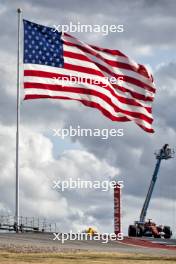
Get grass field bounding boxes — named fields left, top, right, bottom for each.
left=0, top=252, right=176, bottom=264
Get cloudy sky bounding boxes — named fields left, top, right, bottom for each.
left=0, top=0, right=176, bottom=235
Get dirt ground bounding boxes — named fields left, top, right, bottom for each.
left=0, top=251, right=176, bottom=264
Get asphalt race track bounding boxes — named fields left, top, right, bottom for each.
left=0, top=233, right=176, bottom=256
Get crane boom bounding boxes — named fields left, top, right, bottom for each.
left=139, top=144, right=174, bottom=223
left=140, top=158, right=161, bottom=222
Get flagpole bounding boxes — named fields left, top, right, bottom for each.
left=15, top=8, right=22, bottom=232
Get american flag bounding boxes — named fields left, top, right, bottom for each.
left=23, top=20, right=156, bottom=133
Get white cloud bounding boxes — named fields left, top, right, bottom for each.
left=0, top=122, right=120, bottom=232
left=0, top=0, right=176, bottom=236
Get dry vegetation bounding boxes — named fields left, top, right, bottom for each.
left=0, top=251, right=176, bottom=264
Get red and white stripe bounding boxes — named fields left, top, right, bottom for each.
left=24, top=33, right=156, bottom=133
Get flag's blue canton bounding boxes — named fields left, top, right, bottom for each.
left=23, top=20, right=64, bottom=68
